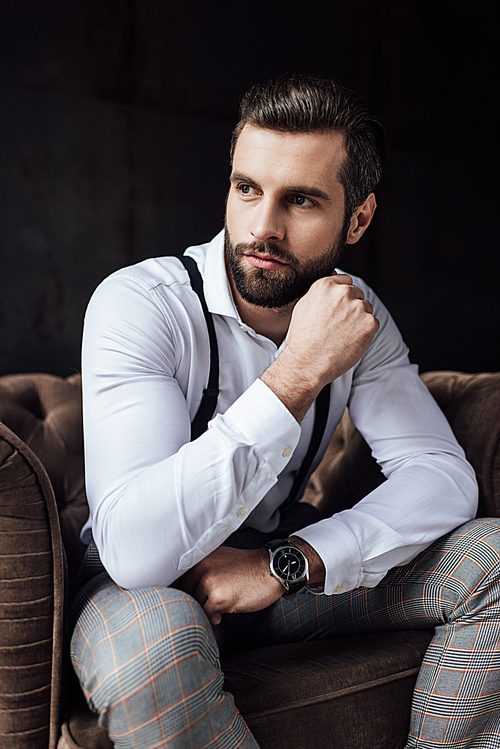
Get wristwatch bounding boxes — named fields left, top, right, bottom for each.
left=265, top=539, right=309, bottom=600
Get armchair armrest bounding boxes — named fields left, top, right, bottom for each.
left=0, top=421, right=65, bottom=749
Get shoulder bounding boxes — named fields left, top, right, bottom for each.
left=83, top=258, right=192, bottom=345
left=97, top=255, right=190, bottom=297
left=89, top=233, right=218, bottom=307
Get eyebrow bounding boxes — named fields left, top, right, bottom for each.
left=286, top=185, right=331, bottom=201
left=230, top=171, right=331, bottom=202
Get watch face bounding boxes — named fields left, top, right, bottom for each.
left=273, top=546, right=307, bottom=583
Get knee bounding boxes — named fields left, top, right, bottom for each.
left=455, top=517, right=500, bottom=558
left=448, top=518, right=500, bottom=595
left=71, top=583, right=219, bottom=713
left=137, top=586, right=218, bottom=667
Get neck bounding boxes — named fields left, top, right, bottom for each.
left=236, top=292, right=294, bottom=347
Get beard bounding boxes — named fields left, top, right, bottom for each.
left=224, top=222, right=347, bottom=309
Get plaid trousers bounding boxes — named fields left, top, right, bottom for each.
left=70, top=518, right=500, bottom=749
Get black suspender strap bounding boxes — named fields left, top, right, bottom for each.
left=281, top=383, right=331, bottom=510
left=178, top=255, right=220, bottom=440
left=178, top=253, right=331, bottom=504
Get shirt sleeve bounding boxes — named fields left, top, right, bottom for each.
left=294, top=281, right=478, bottom=595
left=82, top=271, right=301, bottom=589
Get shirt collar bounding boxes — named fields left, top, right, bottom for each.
left=185, top=229, right=241, bottom=321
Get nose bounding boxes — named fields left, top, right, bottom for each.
left=250, top=198, right=285, bottom=243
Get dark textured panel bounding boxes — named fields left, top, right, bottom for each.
left=0, top=425, right=64, bottom=749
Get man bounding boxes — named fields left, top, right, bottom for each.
left=72, top=74, right=499, bottom=748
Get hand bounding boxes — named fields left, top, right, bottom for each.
left=288, top=273, right=379, bottom=382
left=176, top=546, right=285, bottom=625
left=261, top=274, right=379, bottom=421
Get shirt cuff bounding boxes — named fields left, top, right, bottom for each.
left=293, top=516, right=362, bottom=595
left=223, top=378, right=301, bottom=475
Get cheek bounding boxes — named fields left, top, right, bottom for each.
left=289, top=222, right=335, bottom=253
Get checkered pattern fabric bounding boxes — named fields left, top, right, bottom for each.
left=252, top=518, right=500, bottom=748
left=71, top=571, right=259, bottom=749
left=70, top=518, right=500, bottom=748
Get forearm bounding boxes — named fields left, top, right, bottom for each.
left=260, top=348, right=322, bottom=424
left=85, top=379, right=301, bottom=589
left=294, top=446, right=478, bottom=595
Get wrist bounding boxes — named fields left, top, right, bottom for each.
left=265, top=538, right=310, bottom=599
left=288, top=536, right=325, bottom=586
left=260, top=352, right=323, bottom=423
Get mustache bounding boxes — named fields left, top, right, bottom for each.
left=231, top=241, right=299, bottom=269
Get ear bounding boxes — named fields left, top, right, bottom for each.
left=345, top=193, right=377, bottom=245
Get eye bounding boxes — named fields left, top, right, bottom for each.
left=290, top=194, right=315, bottom=208
left=236, top=183, right=259, bottom=197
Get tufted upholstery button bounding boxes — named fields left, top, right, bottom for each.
left=0, top=372, right=88, bottom=577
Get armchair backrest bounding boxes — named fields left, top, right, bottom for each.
left=305, top=371, right=500, bottom=520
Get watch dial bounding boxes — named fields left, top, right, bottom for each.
left=274, top=547, right=306, bottom=582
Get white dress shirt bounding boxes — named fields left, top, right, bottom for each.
left=81, top=230, right=478, bottom=594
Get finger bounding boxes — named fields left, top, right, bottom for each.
left=332, top=273, right=353, bottom=285
left=336, top=282, right=364, bottom=301
left=352, top=285, right=365, bottom=301
left=183, top=578, right=209, bottom=611
left=204, top=606, right=222, bottom=626
left=203, top=598, right=223, bottom=626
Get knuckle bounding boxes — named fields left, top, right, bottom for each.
left=209, top=593, right=224, bottom=608
left=337, top=284, right=352, bottom=299
left=340, top=274, right=353, bottom=284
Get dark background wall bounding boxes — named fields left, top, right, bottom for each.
left=1, top=0, right=498, bottom=377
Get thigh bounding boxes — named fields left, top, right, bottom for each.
left=251, top=518, right=500, bottom=648
left=70, top=574, right=260, bottom=749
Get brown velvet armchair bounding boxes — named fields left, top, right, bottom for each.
left=1, top=370, right=499, bottom=749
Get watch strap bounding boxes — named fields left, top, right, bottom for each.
left=265, top=538, right=289, bottom=552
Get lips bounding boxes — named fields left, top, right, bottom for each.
left=244, top=253, right=288, bottom=271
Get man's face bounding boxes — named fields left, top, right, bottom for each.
left=225, top=125, right=351, bottom=309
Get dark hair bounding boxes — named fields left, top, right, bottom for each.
left=231, top=73, right=386, bottom=222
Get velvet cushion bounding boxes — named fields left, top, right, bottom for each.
left=420, top=371, right=500, bottom=517
left=0, top=374, right=88, bottom=581
left=0, top=422, right=64, bottom=749
left=223, top=630, right=434, bottom=749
